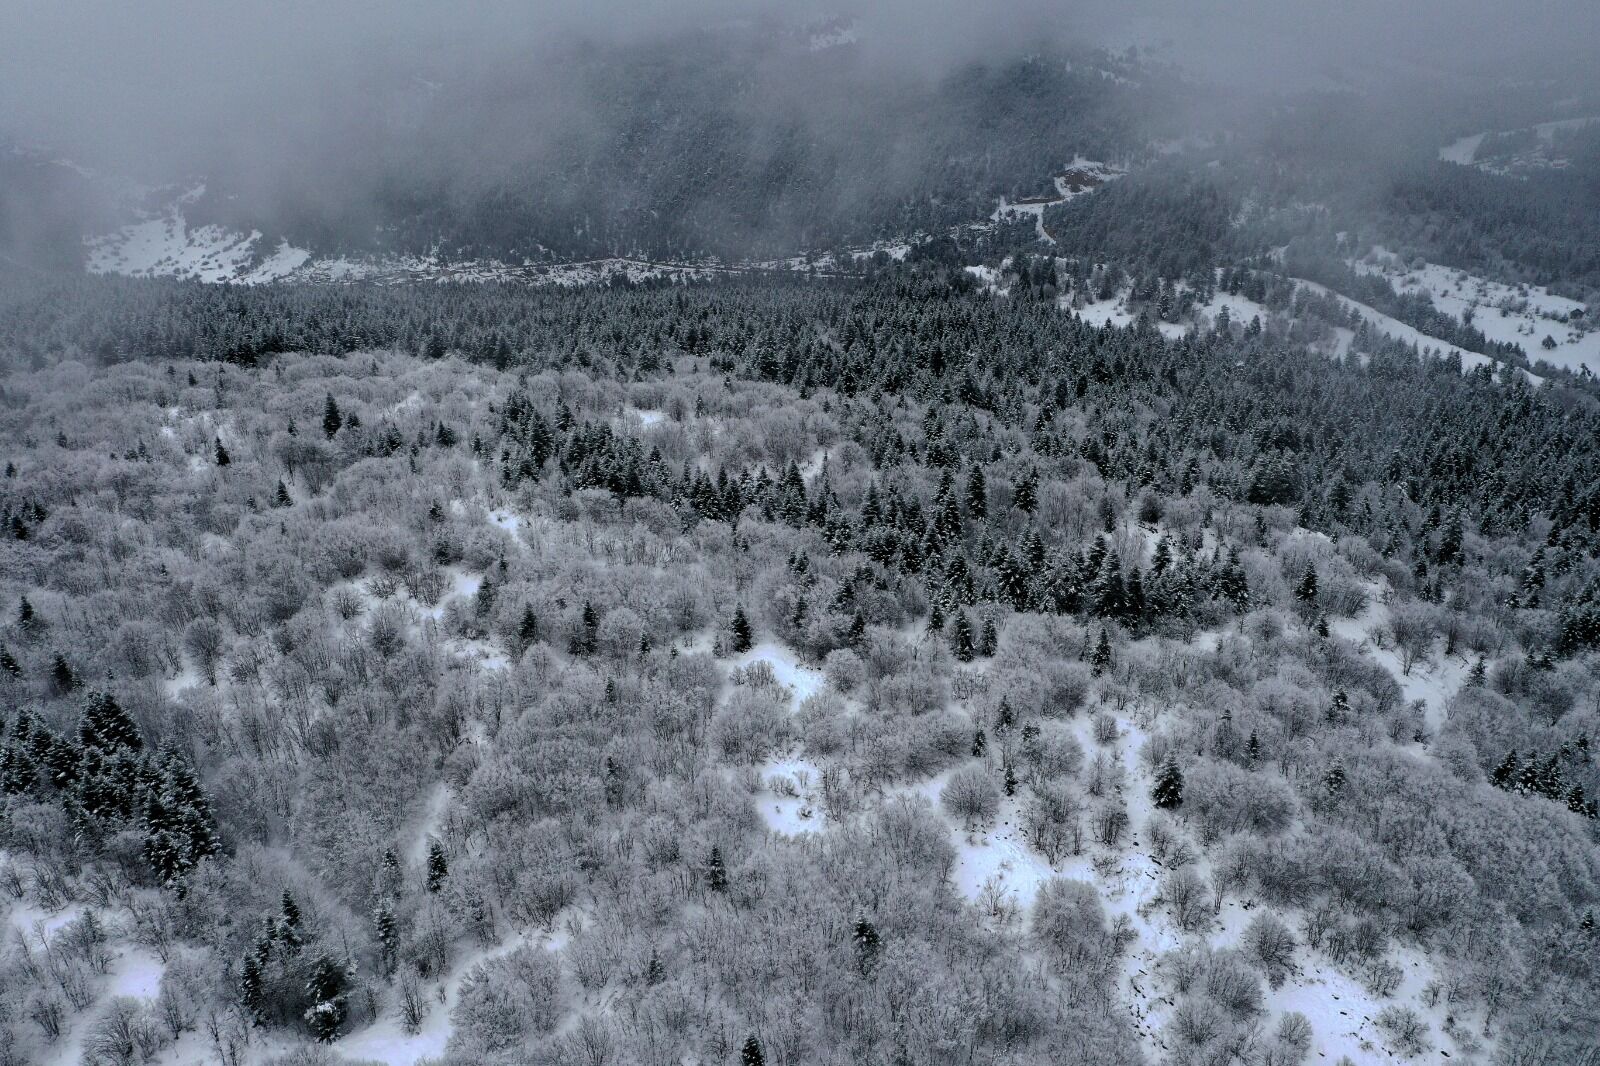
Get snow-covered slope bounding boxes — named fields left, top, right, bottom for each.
left=87, top=214, right=311, bottom=284
left=1440, top=116, right=1600, bottom=174
left=82, top=205, right=870, bottom=287
left=1354, top=248, right=1598, bottom=375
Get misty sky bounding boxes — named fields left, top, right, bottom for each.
left=3, top=0, right=1598, bottom=179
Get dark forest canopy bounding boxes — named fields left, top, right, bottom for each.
left=5, top=267, right=1600, bottom=556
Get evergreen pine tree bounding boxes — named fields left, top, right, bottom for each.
left=380, top=848, right=402, bottom=898
left=1152, top=754, right=1184, bottom=809
left=1246, top=731, right=1261, bottom=764
left=1219, top=548, right=1249, bottom=610
left=274, top=480, right=292, bottom=507
left=322, top=395, right=343, bottom=439
left=965, top=465, right=988, bottom=521
left=645, top=947, right=665, bottom=985
left=304, top=954, right=350, bottom=1041
left=425, top=839, right=449, bottom=893
left=972, top=729, right=987, bottom=757
left=1013, top=468, right=1038, bottom=514
left=1295, top=565, right=1318, bottom=604
left=374, top=902, right=398, bottom=976
left=706, top=845, right=728, bottom=891
left=240, top=954, right=266, bottom=1025
left=51, top=654, right=77, bottom=693
left=853, top=917, right=881, bottom=976
left=474, top=574, right=496, bottom=619
left=1090, top=628, right=1113, bottom=674
left=951, top=612, right=976, bottom=662
left=279, top=891, right=303, bottom=955
left=730, top=606, right=754, bottom=654
left=1468, top=657, right=1487, bottom=686
left=1323, top=758, right=1346, bottom=797
left=1436, top=513, right=1464, bottom=565
left=1491, top=750, right=1519, bottom=789
left=215, top=438, right=231, bottom=466
left=980, top=617, right=999, bottom=656
left=518, top=605, right=540, bottom=649
left=1327, top=689, right=1350, bottom=722
left=80, top=692, right=141, bottom=752
left=845, top=609, right=866, bottom=648
left=1150, top=538, right=1171, bottom=578
left=741, top=1036, right=765, bottom=1066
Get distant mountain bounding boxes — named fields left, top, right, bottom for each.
left=10, top=29, right=1178, bottom=273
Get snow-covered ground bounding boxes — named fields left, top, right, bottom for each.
left=1354, top=248, right=1598, bottom=374
left=83, top=205, right=860, bottom=288
left=1292, top=278, right=1541, bottom=383
left=1440, top=115, right=1600, bottom=174
left=755, top=756, right=829, bottom=835
left=728, top=641, right=825, bottom=708
left=1328, top=581, right=1470, bottom=741
left=87, top=213, right=312, bottom=284
left=3, top=892, right=167, bottom=1066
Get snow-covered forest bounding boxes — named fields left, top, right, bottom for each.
left=4, top=3, right=1600, bottom=1065
left=1, top=265, right=1598, bottom=1066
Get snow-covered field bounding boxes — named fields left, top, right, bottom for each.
left=1065, top=276, right=1540, bottom=385
left=1440, top=116, right=1600, bottom=174
left=86, top=215, right=312, bottom=284
left=1354, top=248, right=1598, bottom=374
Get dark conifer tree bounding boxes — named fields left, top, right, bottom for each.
left=846, top=610, right=866, bottom=648
left=215, top=438, right=231, bottom=466
left=279, top=892, right=303, bottom=955
left=304, top=954, right=350, bottom=1041
left=1323, top=758, right=1346, bottom=797
left=853, top=917, right=881, bottom=976
left=951, top=612, right=976, bottom=662
left=1090, top=628, right=1113, bottom=675
left=1013, top=468, right=1038, bottom=514
left=322, top=395, right=343, bottom=439
left=1295, top=565, right=1319, bottom=604
left=730, top=606, right=755, bottom=654
left=742, top=1036, right=765, bottom=1066
left=50, top=654, right=77, bottom=693
left=240, top=954, right=266, bottom=1025
left=426, top=839, right=449, bottom=893
left=965, top=465, right=988, bottom=521
left=706, top=845, right=728, bottom=891
left=1152, top=754, right=1184, bottom=809
left=980, top=617, right=999, bottom=657
left=374, top=902, right=398, bottom=976
left=80, top=692, right=141, bottom=753
left=1328, top=689, right=1350, bottom=722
